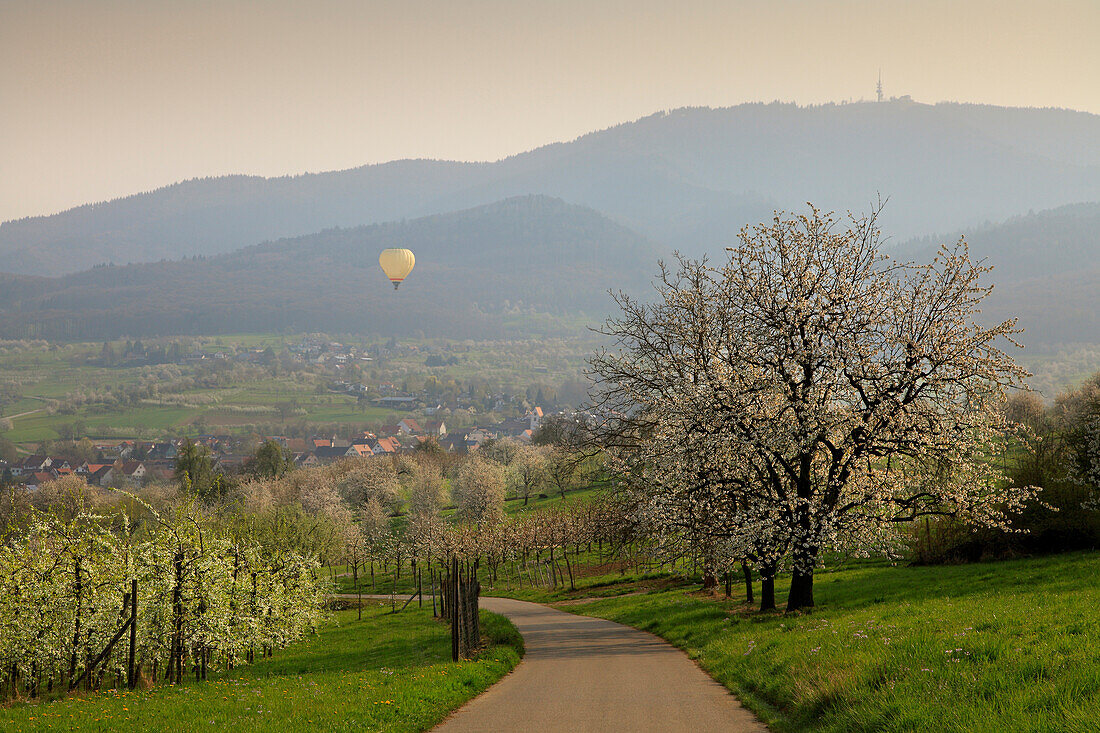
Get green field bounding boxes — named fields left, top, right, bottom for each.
left=0, top=385, right=392, bottom=443
left=515, top=552, right=1100, bottom=732
left=0, top=333, right=596, bottom=446
left=1, top=602, right=523, bottom=733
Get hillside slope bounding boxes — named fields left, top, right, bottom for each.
left=3, top=100, right=1098, bottom=274
left=0, top=196, right=661, bottom=340
left=896, top=202, right=1100, bottom=347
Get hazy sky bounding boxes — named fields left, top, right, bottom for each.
left=2, top=0, right=1098, bottom=223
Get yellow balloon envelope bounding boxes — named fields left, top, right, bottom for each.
left=379, top=248, right=415, bottom=289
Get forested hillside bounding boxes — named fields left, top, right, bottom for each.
left=3, top=100, right=1098, bottom=274
left=0, top=196, right=660, bottom=340
left=896, top=202, right=1100, bottom=347
left=2, top=198, right=1098, bottom=345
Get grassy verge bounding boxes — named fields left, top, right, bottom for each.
left=1, top=602, right=523, bottom=733
left=546, top=552, right=1100, bottom=732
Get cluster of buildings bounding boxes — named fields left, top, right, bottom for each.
left=2, top=451, right=172, bottom=490
left=1, top=408, right=549, bottom=490
left=0, top=436, right=242, bottom=490
left=289, top=338, right=373, bottom=367
left=290, top=407, right=546, bottom=464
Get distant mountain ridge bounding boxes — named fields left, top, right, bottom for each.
left=0, top=196, right=662, bottom=340
left=3, top=100, right=1099, bottom=275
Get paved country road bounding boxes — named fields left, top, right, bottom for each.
left=340, top=593, right=767, bottom=731
left=434, top=596, right=767, bottom=733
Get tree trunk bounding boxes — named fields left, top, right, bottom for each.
left=759, top=563, right=776, bottom=612
left=786, top=538, right=818, bottom=611
left=701, top=564, right=718, bottom=591
left=787, top=458, right=817, bottom=612
left=786, top=567, right=815, bottom=611
left=355, top=561, right=362, bottom=620
left=741, top=561, right=754, bottom=605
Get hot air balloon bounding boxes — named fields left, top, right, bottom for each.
left=379, top=248, right=415, bottom=289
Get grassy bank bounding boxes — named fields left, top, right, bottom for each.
left=547, top=552, right=1100, bottom=732
left=1, top=602, right=523, bottom=733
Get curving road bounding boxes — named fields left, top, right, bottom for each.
left=434, top=596, right=767, bottom=733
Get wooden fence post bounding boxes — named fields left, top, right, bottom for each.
left=450, top=556, right=460, bottom=662
left=437, top=569, right=442, bottom=616
left=471, top=562, right=480, bottom=646
left=128, top=579, right=138, bottom=689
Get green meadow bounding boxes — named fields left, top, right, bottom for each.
left=533, top=552, right=1100, bottom=733
left=0, top=602, right=523, bottom=733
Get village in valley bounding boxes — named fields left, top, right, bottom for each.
left=0, top=333, right=579, bottom=492
left=2, top=408, right=549, bottom=491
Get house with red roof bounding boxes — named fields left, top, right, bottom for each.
left=525, top=407, right=544, bottom=431
left=26, top=472, right=56, bottom=490
left=397, top=418, right=422, bottom=435
left=371, top=437, right=401, bottom=454
left=347, top=444, right=374, bottom=458
left=88, top=465, right=115, bottom=486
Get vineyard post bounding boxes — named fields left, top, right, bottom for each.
left=471, top=559, right=480, bottom=647
left=438, top=562, right=446, bottom=617
left=450, top=556, right=459, bottom=662
left=69, top=558, right=82, bottom=685
left=430, top=567, right=437, bottom=617
left=128, top=579, right=137, bottom=689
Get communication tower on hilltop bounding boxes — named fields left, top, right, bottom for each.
left=876, top=70, right=884, bottom=102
